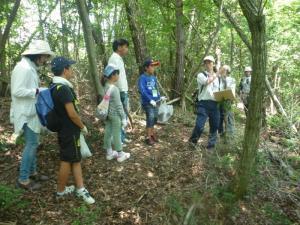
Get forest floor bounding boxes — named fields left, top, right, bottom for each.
left=0, top=94, right=299, bottom=225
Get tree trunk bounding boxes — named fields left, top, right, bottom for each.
left=76, top=0, right=103, bottom=99
left=235, top=0, right=267, bottom=198
left=0, top=0, right=21, bottom=96
left=91, top=3, right=107, bottom=67
left=265, top=77, right=297, bottom=133
left=60, top=0, right=70, bottom=57
left=230, top=28, right=234, bottom=68
left=124, top=0, right=148, bottom=74
left=173, top=0, right=185, bottom=101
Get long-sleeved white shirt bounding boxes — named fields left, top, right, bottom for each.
left=197, top=71, right=221, bottom=101
left=10, top=57, right=41, bottom=135
left=108, top=52, right=128, bottom=92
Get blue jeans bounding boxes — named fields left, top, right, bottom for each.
left=142, top=104, right=158, bottom=128
left=19, top=124, right=40, bottom=182
left=189, top=100, right=220, bottom=147
left=120, top=91, right=129, bottom=142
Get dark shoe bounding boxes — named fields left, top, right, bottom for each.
left=145, top=138, right=155, bottom=146
left=206, top=145, right=215, bottom=150
left=16, top=180, right=41, bottom=191
left=30, top=174, right=49, bottom=182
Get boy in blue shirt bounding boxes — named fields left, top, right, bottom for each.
left=138, top=58, right=166, bottom=145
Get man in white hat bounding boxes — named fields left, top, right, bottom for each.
left=10, top=40, right=54, bottom=190
left=218, top=65, right=236, bottom=136
left=189, top=55, right=221, bottom=150
left=239, top=66, right=252, bottom=114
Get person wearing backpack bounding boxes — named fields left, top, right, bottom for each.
left=138, top=58, right=167, bottom=146
left=11, top=40, right=54, bottom=191
left=102, top=64, right=131, bottom=162
left=50, top=57, right=95, bottom=204
left=189, top=55, right=221, bottom=150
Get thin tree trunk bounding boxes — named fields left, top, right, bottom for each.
left=0, top=0, right=21, bottom=96
left=213, top=0, right=252, bottom=52
left=173, top=0, right=185, bottom=101
left=124, top=0, right=148, bottom=74
left=235, top=0, right=267, bottom=198
left=230, top=28, right=234, bottom=68
left=60, top=0, right=70, bottom=57
left=265, top=77, right=297, bottom=133
left=76, top=0, right=103, bottom=99
left=16, top=1, right=59, bottom=61
left=91, top=4, right=107, bottom=67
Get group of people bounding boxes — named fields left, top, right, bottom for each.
left=9, top=38, right=251, bottom=205
left=189, top=55, right=252, bottom=149
left=9, top=38, right=167, bottom=205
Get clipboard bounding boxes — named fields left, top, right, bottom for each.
left=213, top=89, right=235, bottom=102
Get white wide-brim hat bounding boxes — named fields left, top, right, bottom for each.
left=244, top=66, right=252, bottom=72
left=203, top=55, right=215, bottom=63
left=22, top=40, right=55, bottom=56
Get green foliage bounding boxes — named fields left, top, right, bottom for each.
left=71, top=205, right=102, bottom=225
left=262, top=203, right=293, bottom=225
left=166, top=195, right=186, bottom=218
left=0, top=139, right=9, bottom=152
left=0, top=184, right=28, bottom=213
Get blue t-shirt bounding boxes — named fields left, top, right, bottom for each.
left=138, top=73, right=161, bottom=105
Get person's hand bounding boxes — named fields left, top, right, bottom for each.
left=150, top=100, right=157, bottom=107
left=160, top=96, right=167, bottom=101
left=81, top=126, right=88, bottom=135
left=122, top=119, right=127, bottom=129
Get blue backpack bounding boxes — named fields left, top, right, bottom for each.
left=36, top=84, right=61, bottom=132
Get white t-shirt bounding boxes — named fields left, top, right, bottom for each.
left=197, top=71, right=221, bottom=101
left=108, top=52, right=128, bottom=92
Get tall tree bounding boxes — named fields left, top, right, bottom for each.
left=60, top=0, right=70, bottom=57
left=0, top=0, right=21, bottom=96
left=173, top=0, right=185, bottom=101
left=124, top=0, right=148, bottom=74
left=76, top=0, right=103, bottom=98
left=235, top=0, right=267, bottom=198
left=90, top=1, right=107, bottom=67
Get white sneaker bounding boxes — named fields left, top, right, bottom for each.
left=76, top=188, right=95, bottom=204
left=117, top=152, right=131, bottom=162
left=56, top=185, right=75, bottom=199
left=106, top=151, right=118, bottom=160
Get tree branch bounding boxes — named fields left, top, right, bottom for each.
left=0, top=0, right=21, bottom=53
left=213, top=0, right=252, bottom=52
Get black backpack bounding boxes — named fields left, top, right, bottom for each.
left=192, top=71, right=208, bottom=114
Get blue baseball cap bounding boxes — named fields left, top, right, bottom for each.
left=104, top=64, right=119, bottom=77
left=143, top=58, right=160, bottom=68
left=51, top=57, right=76, bottom=72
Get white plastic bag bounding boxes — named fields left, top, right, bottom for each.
left=158, top=102, right=174, bottom=124
left=80, top=134, right=92, bottom=159
left=95, top=85, right=114, bottom=121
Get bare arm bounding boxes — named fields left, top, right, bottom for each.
left=65, top=102, right=84, bottom=129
